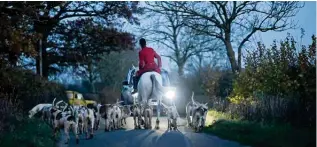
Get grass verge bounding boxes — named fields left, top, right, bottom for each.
left=0, top=118, right=56, bottom=147
left=203, top=110, right=315, bottom=147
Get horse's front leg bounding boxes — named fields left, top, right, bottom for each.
left=149, top=110, right=153, bottom=129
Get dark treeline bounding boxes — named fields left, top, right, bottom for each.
left=0, top=2, right=143, bottom=147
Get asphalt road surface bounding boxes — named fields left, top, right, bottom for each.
left=58, top=117, right=249, bottom=147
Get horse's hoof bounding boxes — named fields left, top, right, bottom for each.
left=90, top=134, right=94, bottom=139
left=155, top=126, right=159, bottom=130
left=76, top=138, right=79, bottom=144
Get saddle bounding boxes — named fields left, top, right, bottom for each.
left=136, top=69, right=170, bottom=86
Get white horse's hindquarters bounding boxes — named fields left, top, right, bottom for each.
left=137, top=72, right=163, bottom=104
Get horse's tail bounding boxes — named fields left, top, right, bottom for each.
left=150, top=74, right=164, bottom=100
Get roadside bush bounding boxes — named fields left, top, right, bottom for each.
left=228, top=35, right=316, bottom=126
left=0, top=92, right=54, bottom=147
left=0, top=67, right=64, bottom=147
left=0, top=67, right=68, bottom=112
left=0, top=98, right=22, bottom=135
left=201, top=67, right=233, bottom=112
left=203, top=119, right=315, bottom=147
left=0, top=118, right=54, bottom=147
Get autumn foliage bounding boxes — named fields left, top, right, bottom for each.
left=226, top=35, right=316, bottom=126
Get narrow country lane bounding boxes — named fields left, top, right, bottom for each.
left=58, top=117, right=249, bottom=147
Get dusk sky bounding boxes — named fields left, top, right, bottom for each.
left=125, top=1, right=316, bottom=72
left=57, top=1, right=316, bottom=84
left=259, top=1, right=316, bottom=47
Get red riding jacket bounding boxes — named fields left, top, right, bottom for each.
left=137, top=47, right=162, bottom=77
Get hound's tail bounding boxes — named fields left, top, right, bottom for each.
left=52, top=98, right=56, bottom=107
left=150, top=74, right=164, bottom=101
left=191, top=91, right=196, bottom=104
left=161, top=102, right=169, bottom=109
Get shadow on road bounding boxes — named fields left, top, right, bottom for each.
left=60, top=117, right=246, bottom=147
left=64, top=128, right=194, bottom=147
left=152, top=129, right=193, bottom=147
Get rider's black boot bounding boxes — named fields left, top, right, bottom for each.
left=131, top=76, right=138, bottom=94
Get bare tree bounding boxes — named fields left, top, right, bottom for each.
left=139, top=2, right=222, bottom=77
left=96, top=50, right=138, bottom=91
left=153, top=2, right=304, bottom=74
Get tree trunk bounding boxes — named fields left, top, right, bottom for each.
left=36, top=40, right=40, bottom=76
left=34, top=19, right=57, bottom=79
left=238, top=46, right=242, bottom=71
left=197, top=53, right=203, bottom=88
left=88, top=61, right=95, bottom=93
left=177, top=63, right=185, bottom=77
left=36, top=38, right=49, bottom=78
left=42, top=46, right=49, bottom=78
left=224, top=34, right=238, bottom=74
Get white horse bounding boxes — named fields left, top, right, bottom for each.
left=128, top=65, right=165, bottom=129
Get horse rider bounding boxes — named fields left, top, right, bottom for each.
left=131, top=38, right=162, bottom=94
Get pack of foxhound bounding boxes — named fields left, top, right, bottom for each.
left=28, top=92, right=208, bottom=144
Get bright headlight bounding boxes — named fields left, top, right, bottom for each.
left=165, top=90, right=175, bottom=100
